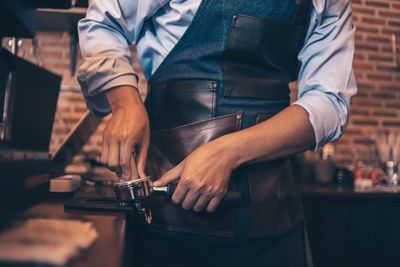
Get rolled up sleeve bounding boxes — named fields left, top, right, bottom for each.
left=293, top=0, right=357, bottom=150
left=77, top=0, right=165, bottom=116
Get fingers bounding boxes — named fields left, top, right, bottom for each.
left=101, top=137, right=121, bottom=175
left=171, top=182, right=188, bottom=205
left=153, top=161, right=184, bottom=186
left=136, top=133, right=150, bottom=178
left=119, top=140, right=134, bottom=180
left=181, top=190, right=200, bottom=210
left=102, top=138, right=148, bottom=180
left=155, top=160, right=228, bottom=212
left=101, top=118, right=150, bottom=180
left=169, top=173, right=226, bottom=213
left=100, top=137, right=109, bottom=168
left=175, top=185, right=224, bottom=213
left=205, top=196, right=223, bottom=213
left=193, top=195, right=210, bottom=213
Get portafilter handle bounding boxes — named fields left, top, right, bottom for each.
left=152, top=184, right=244, bottom=205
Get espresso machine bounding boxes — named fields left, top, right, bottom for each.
left=0, top=0, right=72, bottom=211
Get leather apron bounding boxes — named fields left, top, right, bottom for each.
left=141, top=0, right=311, bottom=238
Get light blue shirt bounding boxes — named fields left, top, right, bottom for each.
left=77, top=0, right=357, bottom=150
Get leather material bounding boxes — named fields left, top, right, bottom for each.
left=249, top=115, right=303, bottom=236
left=255, top=113, right=273, bottom=124
left=249, top=158, right=303, bottom=236
left=252, top=114, right=303, bottom=236
left=149, top=80, right=217, bottom=129
left=222, top=14, right=306, bottom=99
left=143, top=112, right=243, bottom=236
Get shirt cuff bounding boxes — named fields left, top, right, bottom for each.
left=78, top=56, right=139, bottom=117
left=83, top=74, right=139, bottom=117
left=292, top=91, right=343, bottom=151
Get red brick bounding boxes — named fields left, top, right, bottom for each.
left=355, top=43, right=379, bottom=52
left=354, top=71, right=365, bottom=80
left=378, top=10, right=400, bottom=19
left=351, top=99, right=383, bottom=108
left=379, top=82, right=400, bottom=91
left=371, top=92, right=397, bottom=99
left=352, top=119, right=379, bottom=126
left=367, top=73, right=393, bottom=81
left=366, top=35, right=391, bottom=44
left=356, top=25, right=380, bottom=34
left=361, top=17, right=386, bottom=25
left=376, top=64, right=397, bottom=72
left=353, top=62, right=374, bottom=70
left=356, top=86, right=371, bottom=95
left=393, top=3, right=400, bottom=10
left=354, top=52, right=366, bottom=60
left=388, top=20, right=400, bottom=28
left=51, top=127, right=69, bottom=135
left=354, top=91, right=369, bottom=98
left=353, top=138, right=376, bottom=145
left=63, top=94, right=84, bottom=102
left=372, top=110, right=398, bottom=118
left=381, top=28, right=400, bottom=35
left=39, top=39, right=70, bottom=47
left=353, top=7, right=375, bottom=16
left=382, top=121, right=400, bottom=128
left=355, top=33, right=364, bottom=42
left=73, top=106, right=90, bottom=113
left=64, top=117, right=81, bottom=125
left=42, top=62, right=70, bottom=71
left=40, top=50, right=63, bottom=59
left=352, top=110, right=371, bottom=117
left=36, top=31, right=65, bottom=39
left=386, top=102, right=400, bottom=109
left=356, top=82, right=375, bottom=90
left=365, top=1, right=390, bottom=8
left=368, top=53, right=393, bottom=62
left=57, top=105, right=71, bottom=113
left=344, top=129, right=363, bottom=135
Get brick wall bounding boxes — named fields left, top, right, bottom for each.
left=337, top=0, right=400, bottom=165
left=2, top=0, right=400, bottom=167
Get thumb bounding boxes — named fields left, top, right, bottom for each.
left=153, top=161, right=185, bottom=186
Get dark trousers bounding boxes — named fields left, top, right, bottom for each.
left=132, top=223, right=307, bottom=267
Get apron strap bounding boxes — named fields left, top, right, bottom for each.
left=293, top=0, right=311, bottom=26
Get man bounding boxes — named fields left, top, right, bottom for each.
left=78, top=0, right=356, bottom=266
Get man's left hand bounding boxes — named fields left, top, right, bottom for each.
left=153, top=138, right=237, bottom=212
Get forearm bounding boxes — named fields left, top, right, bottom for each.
left=220, top=105, right=315, bottom=167
left=102, top=85, right=150, bottom=179
left=105, top=86, right=143, bottom=112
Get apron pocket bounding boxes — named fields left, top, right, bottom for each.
left=159, top=79, right=217, bottom=129
left=223, top=14, right=306, bottom=100
left=143, top=112, right=243, bottom=236
left=146, top=111, right=242, bottom=179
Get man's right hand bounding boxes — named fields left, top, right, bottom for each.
left=101, top=86, right=150, bottom=180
